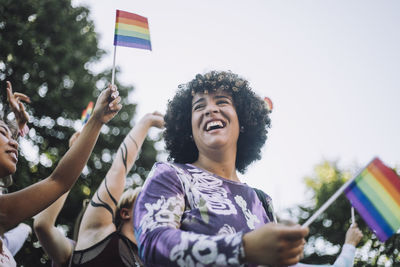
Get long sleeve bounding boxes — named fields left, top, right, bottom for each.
left=332, top=244, right=356, bottom=267
left=134, top=162, right=248, bottom=267
left=3, top=223, right=31, bottom=256
left=291, top=244, right=356, bottom=267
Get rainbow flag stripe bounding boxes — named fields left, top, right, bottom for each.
left=345, top=157, right=400, bottom=242
left=114, top=10, right=152, bottom=51
left=81, top=101, right=93, bottom=124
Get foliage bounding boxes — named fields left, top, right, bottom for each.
left=0, top=0, right=159, bottom=265
left=289, top=160, right=400, bottom=266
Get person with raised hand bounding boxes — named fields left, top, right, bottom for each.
left=292, top=223, right=363, bottom=267
left=5, top=81, right=30, bottom=137
left=134, top=70, right=309, bottom=267
left=34, top=112, right=164, bottom=267
left=0, top=81, right=121, bottom=266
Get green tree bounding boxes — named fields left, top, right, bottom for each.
left=290, top=160, right=400, bottom=266
left=0, top=0, right=159, bottom=265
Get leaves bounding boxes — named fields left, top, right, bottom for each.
left=1, top=0, right=159, bottom=265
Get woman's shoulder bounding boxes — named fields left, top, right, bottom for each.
left=150, top=161, right=190, bottom=175
left=144, top=162, right=190, bottom=186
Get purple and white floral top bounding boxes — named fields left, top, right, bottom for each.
left=134, top=162, right=275, bottom=267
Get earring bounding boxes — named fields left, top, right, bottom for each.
left=240, top=126, right=245, bottom=133
left=189, top=134, right=193, bottom=140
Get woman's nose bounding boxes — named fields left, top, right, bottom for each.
left=204, top=103, right=219, bottom=116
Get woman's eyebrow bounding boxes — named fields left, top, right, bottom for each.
left=214, top=95, right=232, bottom=100
left=192, top=97, right=205, bottom=106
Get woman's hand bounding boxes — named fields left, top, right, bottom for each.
left=6, top=81, right=30, bottom=132
left=91, top=84, right=122, bottom=124
left=344, top=223, right=363, bottom=246
left=143, top=111, right=165, bottom=129
left=242, top=223, right=309, bottom=266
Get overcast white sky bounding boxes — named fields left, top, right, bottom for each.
left=73, top=0, right=400, bottom=214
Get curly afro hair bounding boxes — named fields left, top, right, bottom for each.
left=164, top=70, right=271, bottom=173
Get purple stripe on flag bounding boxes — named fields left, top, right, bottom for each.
left=114, top=40, right=152, bottom=50
left=114, top=34, right=152, bottom=50
left=345, top=185, right=392, bottom=241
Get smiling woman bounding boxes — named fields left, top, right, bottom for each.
left=134, top=70, right=309, bottom=267
left=0, top=81, right=121, bottom=266
left=165, top=71, right=271, bottom=173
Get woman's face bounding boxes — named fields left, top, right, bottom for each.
left=0, top=120, right=18, bottom=177
left=191, top=90, right=240, bottom=156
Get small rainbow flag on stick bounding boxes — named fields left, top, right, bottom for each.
left=345, top=157, right=400, bottom=242
left=302, top=157, right=400, bottom=243
left=114, top=10, right=152, bottom=51
left=111, top=10, right=151, bottom=85
left=81, top=101, right=94, bottom=124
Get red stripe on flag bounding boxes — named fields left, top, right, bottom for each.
left=116, top=10, right=148, bottom=23
left=373, top=158, right=400, bottom=192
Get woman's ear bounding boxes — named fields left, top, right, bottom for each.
left=120, top=207, right=131, bottom=220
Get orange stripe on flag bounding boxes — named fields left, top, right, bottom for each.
left=116, top=17, right=149, bottom=28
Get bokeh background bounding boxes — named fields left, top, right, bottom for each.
left=1, top=0, right=399, bottom=265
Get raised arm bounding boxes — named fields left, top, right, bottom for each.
left=33, top=131, right=82, bottom=266
left=291, top=223, right=363, bottom=267
left=0, top=84, right=122, bottom=233
left=331, top=223, right=363, bottom=267
left=5, top=81, right=30, bottom=136
left=33, top=192, right=72, bottom=266
left=75, top=112, right=164, bottom=250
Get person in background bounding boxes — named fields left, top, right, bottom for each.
left=2, top=223, right=31, bottom=257
left=0, top=189, right=31, bottom=258
left=134, top=70, right=309, bottom=267
left=0, top=81, right=121, bottom=266
left=34, top=112, right=164, bottom=267
left=292, top=223, right=363, bottom=267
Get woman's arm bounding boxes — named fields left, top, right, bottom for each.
left=33, top=192, right=73, bottom=266
left=290, top=224, right=363, bottom=267
left=134, top=163, right=308, bottom=267
left=75, top=112, right=164, bottom=250
left=331, top=224, right=362, bottom=267
left=0, top=84, right=122, bottom=233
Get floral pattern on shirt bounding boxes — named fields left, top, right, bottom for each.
left=134, top=162, right=275, bottom=267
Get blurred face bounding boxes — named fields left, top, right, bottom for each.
left=191, top=90, right=240, bottom=156
left=0, top=121, right=18, bottom=177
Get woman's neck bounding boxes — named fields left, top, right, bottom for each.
left=193, top=154, right=240, bottom=182
left=120, top=222, right=136, bottom=244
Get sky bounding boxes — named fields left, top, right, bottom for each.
left=73, top=0, right=400, bottom=214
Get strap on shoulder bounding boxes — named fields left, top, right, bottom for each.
left=252, top=187, right=275, bottom=223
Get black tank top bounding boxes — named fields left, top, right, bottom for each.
left=71, top=231, right=141, bottom=267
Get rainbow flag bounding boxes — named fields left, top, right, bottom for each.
left=344, top=157, right=400, bottom=242
left=114, top=10, right=152, bottom=51
left=81, top=101, right=94, bottom=124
